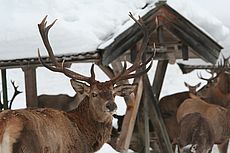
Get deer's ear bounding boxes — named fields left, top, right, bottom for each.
left=70, top=79, right=90, bottom=95
left=113, top=84, right=136, bottom=97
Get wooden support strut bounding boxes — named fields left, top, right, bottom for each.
left=144, top=75, right=174, bottom=153
left=117, top=77, right=143, bottom=152
left=22, top=66, right=38, bottom=107
left=1, top=69, right=8, bottom=110
left=149, top=15, right=173, bottom=152
left=100, top=60, right=144, bottom=152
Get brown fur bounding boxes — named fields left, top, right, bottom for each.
left=177, top=95, right=230, bottom=152
left=159, top=82, right=201, bottom=150
left=37, top=93, right=83, bottom=112
left=0, top=79, right=137, bottom=153
left=0, top=99, right=112, bottom=153
left=159, top=71, right=230, bottom=152
left=178, top=112, right=214, bottom=153
left=159, top=92, right=190, bottom=147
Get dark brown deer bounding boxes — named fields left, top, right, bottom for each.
left=196, top=66, right=230, bottom=108
left=0, top=14, right=153, bottom=153
left=158, top=82, right=202, bottom=151
left=37, top=93, right=84, bottom=112
left=177, top=93, right=230, bottom=153
left=178, top=112, right=214, bottom=153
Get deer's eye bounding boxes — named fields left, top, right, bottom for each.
left=92, top=92, right=98, bottom=97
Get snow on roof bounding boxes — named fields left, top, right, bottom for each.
left=0, top=0, right=229, bottom=61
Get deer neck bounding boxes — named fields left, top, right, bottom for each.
left=67, top=97, right=112, bottom=152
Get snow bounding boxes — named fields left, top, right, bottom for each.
left=0, top=0, right=230, bottom=152
left=0, top=0, right=229, bottom=60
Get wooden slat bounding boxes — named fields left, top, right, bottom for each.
left=117, top=78, right=143, bottom=152
left=0, top=51, right=100, bottom=70
left=152, top=60, right=168, bottom=99
left=144, top=75, right=174, bottom=153
left=22, top=66, right=38, bottom=107
left=143, top=87, right=150, bottom=153
left=1, top=69, right=8, bottom=109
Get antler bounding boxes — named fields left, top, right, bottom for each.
left=197, top=70, right=220, bottom=83
left=38, top=16, right=95, bottom=84
left=111, top=13, right=154, bottom=84
left=8, top=80, right=22, bottom=109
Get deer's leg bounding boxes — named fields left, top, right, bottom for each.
left=217, top=140, right=229, bottom=153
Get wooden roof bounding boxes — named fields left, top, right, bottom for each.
left=101, top=2, right=223, bottom=65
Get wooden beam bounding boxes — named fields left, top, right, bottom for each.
left=117, top=78, right=143, bottom=152
left=1, top=69, right=8, bottom=110
left=22, top=66, right=38, bottom=107
left=144, top=75, right=174, bottom=153
left=181, top=43, right=189, bottom=60
left=152, top=60, right=168, bottom=99
left=143, top=87, right=150, bottom=153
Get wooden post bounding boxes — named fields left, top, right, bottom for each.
left=145, top=75, right=174, bottom=153
left=152, top=60, right=168, bottom=99
left=1, top=69, right=8, bottom=109
left=22, top=66, right=38, bottom=107
left=100, top=61, right=144, bottom=152
left=117, top=78, right=143, bottom=152
left=143, top=87, right=150, bottom=153
left=182, top=43, right=189, bottom=60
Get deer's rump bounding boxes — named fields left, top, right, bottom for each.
left=0, top=108, right=84, bottom=153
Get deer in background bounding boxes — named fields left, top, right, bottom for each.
left=178, top=112, right=214, bottom=153
left=158, top=81, right=202, bottom=151
left=0, top=14, right=153, bottom=153
left=37, top=93, right=84, bottom=112
left=177, top=93, right=230, bottom=153
left=159, top=60, right=229, bottom=152
left=181, top=65, right=230, bottom=153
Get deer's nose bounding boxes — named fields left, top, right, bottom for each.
left=105, top=101, right=117, bottom=113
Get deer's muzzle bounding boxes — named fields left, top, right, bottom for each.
left=105, top=101, right=117, bottom=114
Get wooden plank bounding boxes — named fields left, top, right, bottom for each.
left=143, top=87, right=150, bottom=153
left=144, top=75, right=174, bottom=153
left=22, top=66, right=38, bottom=107
left=1, top=69, right=8, bottom=109
left=152, top=60, right=168, bottom=99
left=117, top=78, right=143, bottom=152
left=164, top=22, right=219, bottom=64
left=181, top=43, right=188, bottom=60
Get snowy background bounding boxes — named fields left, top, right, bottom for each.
left=0, top=0, right=229, bottom=152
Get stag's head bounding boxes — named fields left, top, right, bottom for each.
left=38, top=14, right=153, bottom=122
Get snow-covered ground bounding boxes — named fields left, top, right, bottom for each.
left=0, top=0, right=229, bottom=152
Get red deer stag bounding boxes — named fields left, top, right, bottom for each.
left=177, top=93, right=230, bottom=153
left=0, top=14, right=153, bottom=153
left=197, top=71, right=230, bottom=108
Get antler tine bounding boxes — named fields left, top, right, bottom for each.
left=127, top=12, right=148, bottom=70
left=197, top=70, right=220, bottom=83
left=111, top=13, right=153, bottom=84
left=38, top=16, right=93, bottom=84
left=197, top=72, right=212, bottom=82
